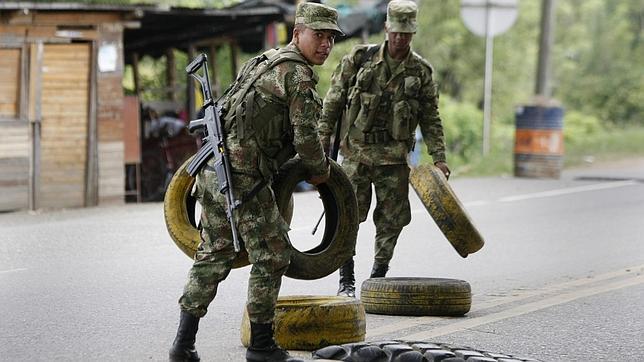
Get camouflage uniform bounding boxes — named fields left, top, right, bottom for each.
left=179, top=45, right=329, bottom=324
left=319, top=0, right=446, bottom=266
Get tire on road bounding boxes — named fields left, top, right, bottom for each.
left=409, top=164, right=485, bottom=258
left=360, top=277, right=471, bottom=316
left=164, top=156, right=358, bottom=279
left=313, top=340, right=543, bottom=361
left=240, top=295, right=366, bottom=350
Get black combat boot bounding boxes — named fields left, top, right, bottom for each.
left=370, top=262, right=389, bottom=278
left=169, top=310, right=200, bottom=362
left=246, top=322, right=303, bottom=362
left=337, top=258, right=356, bottom=298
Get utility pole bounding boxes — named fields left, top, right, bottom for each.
left=535, top=0, right=556, bottom=98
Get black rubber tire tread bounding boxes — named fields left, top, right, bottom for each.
left=164, top=156, right=358, bottom=280
left=311, top=340, right=543, bottom=361
left=273, top=157, right=358, bottom=280
left=360, top=277, right=472, bottom=316
left=240, top=295, right=366, bottom=350
left=409, top=164, right=485, bottom=258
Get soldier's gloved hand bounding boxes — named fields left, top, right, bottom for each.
left=308, top=158, right=331, bottom=185
left=434, top=161, right=451, bottom=180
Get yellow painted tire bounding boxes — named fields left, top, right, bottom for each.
left=240, top=295, right=366, bottom=350
left=163, top=156, right=251, bottom=268
left=409, top=164, right=484, bottom=258
left=361, top=277, right=471, bottom=316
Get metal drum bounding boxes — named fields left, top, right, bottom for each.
left=514, top=105, right=564, bottom=178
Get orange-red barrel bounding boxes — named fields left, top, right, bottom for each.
left=514, top=106, right=564, bottom=178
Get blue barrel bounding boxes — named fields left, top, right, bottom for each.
left=514, top=106, right=565, bottom=178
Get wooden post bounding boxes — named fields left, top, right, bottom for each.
left=20, top=45, right=29, bottom=122
left=535, top=0, right=556, bottom=98
left=85, top=40, right=99, bottom=207
left=187, top=45, right=196, bottom=122
left=132, top=52, right=141, bottom=97
left=28, top=42, right=44, bottom=211
left=166, top=48, right=176, bottom=101
left=208, top=44, right=220, bottom=97
left=230, top=40, right=238, bottom=78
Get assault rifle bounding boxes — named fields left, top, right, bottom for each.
left=185, top=53, right=242, bottom=252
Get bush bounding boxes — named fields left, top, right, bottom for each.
left=439, top=96, right=483, bottom=162
left=563, top=110, right=603, bottom=145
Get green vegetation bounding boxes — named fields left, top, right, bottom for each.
left=34, top=0, right=240, bottom=8
left=125, top=0, right=642, bottom=176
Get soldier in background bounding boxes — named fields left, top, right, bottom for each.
left=318, top=0, right=450, bottom=297
left=168, top=3, right=342, bottom=361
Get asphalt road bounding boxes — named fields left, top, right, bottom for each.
left=1, top=158, right=643, bottom=361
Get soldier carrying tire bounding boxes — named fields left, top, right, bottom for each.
left=318, top=0, right=451, bottom=298
left=167, top=3, right=344, bottom=362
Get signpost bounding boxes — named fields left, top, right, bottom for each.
left=460, top=0, right=518, bottom=155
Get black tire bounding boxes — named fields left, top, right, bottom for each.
left=409, top=164, right=484, bottom=258
left=360, top=277, right=471, bottom=316
left=163, top=156, right=358, bottom=280
left=240, top=295, right=366, bottom=350
left=313, top=340, right=543, bottom=362
left=274, top=157, right=358, bottom=280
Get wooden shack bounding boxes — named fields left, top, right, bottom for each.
left=0, top=3, right=147, bottom=211
left=0, top=2, right=287, bottom=212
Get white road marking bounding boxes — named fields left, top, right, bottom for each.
left=0, top=268, right=28, bottom=275
left=410, top=180, right=639, bottom=211
left=367, top=265, right=644, bottom=337
left=498, top=180, right=638, bottom=203
left=399, top=272, right=644, bottom=340
left=365, top=265, right=644, bottom=339
left=299, top=181, right=638, bottom=230
left=463, top=200, right=490, bottom=207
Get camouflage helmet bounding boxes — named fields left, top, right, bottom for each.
left=295, top=2, right=345, bottom=36
left=386, top=0, right=418, bottom=33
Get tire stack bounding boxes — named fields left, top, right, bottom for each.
left=360, top=164, right=484, bottom=317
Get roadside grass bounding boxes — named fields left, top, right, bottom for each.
left=563, top=127, right=644, bottom=167
left=422, top=126, right=644, bottom=177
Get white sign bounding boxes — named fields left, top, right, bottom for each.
left=460, top=0, right=518, bottom=37
left=98, top=43, right=118, bottom=73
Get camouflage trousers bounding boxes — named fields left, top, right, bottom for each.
left=178, top=166, right=291, bottom=324
left=342, top=158, right=411, bottom=265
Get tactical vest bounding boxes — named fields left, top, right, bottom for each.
left=345, top=45, right=424, bottom=149
left=219, top=47, right=309, bottom=177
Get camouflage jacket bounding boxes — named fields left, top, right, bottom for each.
left=319, top=41, right=446, bottom=165
left=220, top=43, right=327, bottom=180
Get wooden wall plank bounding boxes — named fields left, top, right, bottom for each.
left=0, top=123, right=29, bottom=211
left=0, top=49, right=21, bottom=118
left=98, top=141, right=124, bottom=200
left=38, top=43, right=90, bottom=209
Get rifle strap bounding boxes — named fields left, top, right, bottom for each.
left=227, top=48, right=307, bottom=124
left=358, top=44, right=381, bottom=68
